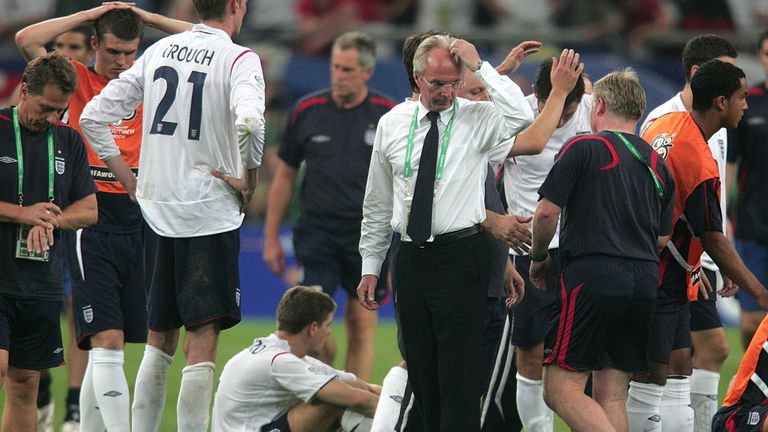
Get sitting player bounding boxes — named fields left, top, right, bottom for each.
left=212, top=286, right=380, bottom=432
left=713, top=313, right=768, bottom=431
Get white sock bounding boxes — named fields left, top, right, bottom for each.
left=132, top=345, right=173, bottom=432
left=92, top=348, right=130, bottom=432
left=516, top=373, right=554, bottom=432
left=690, top=369, right=720, bottom=432
left=660, top=377, right=694, bottom=432
left=342, top=409, right=373, bottom=432
left=627, top=381, right=662, bottom=432
left=177, top=362, right=215, bottom=432
left=80, top=352, right=106, bottom=432
left=371, top=366, right=409, bottom=432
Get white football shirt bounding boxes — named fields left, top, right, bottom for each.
left=503, top=93, right=593, bottom=252
left=211, top=333, right=356, bottom=431
left=81, top=23, right=265, bottom=237
left=641, top=93, right=727, bottom=271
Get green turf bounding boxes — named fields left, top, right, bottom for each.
left=0, top=320, right=750, bottom=431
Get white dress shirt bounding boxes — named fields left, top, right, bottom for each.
left=360, top=62, right=534, bottom=277
left=80, top=23, right=265, bottom=238
left=641, top=93, right=727, bottom=271
left=503, top=93, right=593, bottom=253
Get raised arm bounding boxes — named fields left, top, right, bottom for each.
left=15, top=3, right=132, bottom=61
left=130, top=5, right=193, bottom=34
left=510, top=49, right=584, bottom=157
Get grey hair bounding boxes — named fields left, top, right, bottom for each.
left=412, top=34, right=460, bottom=75
left=332, top=31, right=376, bottom=70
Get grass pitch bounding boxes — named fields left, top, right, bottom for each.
left=0, top=320, right=748, bottom=431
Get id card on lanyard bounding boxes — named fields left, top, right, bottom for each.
left=12, top=106, right=55, bottom=262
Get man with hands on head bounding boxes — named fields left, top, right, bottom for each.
left=501, top=47, right=587, bottom=432
left=0, top=52, right=97, bottom=432
left=358, top=35, right=533, bottom=431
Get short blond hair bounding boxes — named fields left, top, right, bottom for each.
left=412, top=34, right=461, bottom=76
left=592, top=68, right=646, bottom=121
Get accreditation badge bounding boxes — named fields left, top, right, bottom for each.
left=15, top=224, right=50, bottom=261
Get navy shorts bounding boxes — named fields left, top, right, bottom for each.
left=144, top=226, right=241, bottom=331
left=293, top=220, right=389, bottom=302
left=544, top=256, right=657, bottom=373
left=647, top=295, right=691, bottom=364
left=690, top=268, right=723, bottom=331
left=735, top=238, right=768, bottom=312
left=0, top=295, right=64, bottom=370
left=511, top=251, right=560, bottom=348
left=261, top=411, right=290, bottom=432
left=73, top=229, right=147, bottom=349
left=712, top=401, right=768, bottom=432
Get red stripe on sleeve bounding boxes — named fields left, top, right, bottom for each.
left=229, top=49, right=254, bottom=74
left=370, top=97, right=396, bottom=109
left=271, top=352, right=290, bottom=365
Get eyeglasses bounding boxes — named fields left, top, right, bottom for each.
left=418, top=75, right=463, bottom=91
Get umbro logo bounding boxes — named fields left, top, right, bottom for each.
left=0, top=156, right=17, bottom=164
left=648, top=414, right=661, bottom=422
left=390, top=395, right=403, bottom=404
left=103, top=391, right=123, bottom=397
left=310, top=135, right=331, bottom=143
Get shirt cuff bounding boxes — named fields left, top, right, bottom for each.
left=361, top=258, right=383, bottom=278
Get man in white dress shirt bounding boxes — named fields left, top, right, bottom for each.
left=79, top=0, right=265, bottom=430
left=357, top=34, right=533, bottom=431
left=212, top=286, right=380, bottom=432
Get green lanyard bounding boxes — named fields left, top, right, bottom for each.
left=404, top=100, right=457, bottom=180
left=12, top=107, right=55, bottom=205
left=610, top=131, right=664, bottom=199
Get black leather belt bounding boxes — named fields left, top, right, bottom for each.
left=403, top=225, right=483, bottom=248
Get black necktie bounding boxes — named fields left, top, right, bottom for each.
left=407, top=111, right=440, bottom=245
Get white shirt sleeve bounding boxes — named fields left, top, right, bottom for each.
left=271, top=353, right=341, bottom=403
left=475, top=61, right=534, bottom=164
left=80, top=55, right=147, bottom=161
left=360, top=120, right=395, bottom=277
left=229, top=51, right=266, bottom=169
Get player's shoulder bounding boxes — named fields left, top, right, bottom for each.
left=292, top=89, right=333, bottom=116
left=366, top=89, right=397, bottom=110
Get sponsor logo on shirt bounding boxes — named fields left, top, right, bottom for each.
left=747, top=116, right=766, bottom=126
left=110, top=110, right=138, bottom=128
left=0, top=156, right=17, bottom=164
left=650, top=133, right=675, bottom=160
left=55, top=157, right=65, bottom=175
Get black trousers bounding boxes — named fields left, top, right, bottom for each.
left=396, top=233, right=490, bottom=432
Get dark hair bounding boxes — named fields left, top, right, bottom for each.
left=62, top=25, right=94, bottom=50
left=691, top=60, right=745, bottom=113
left=193, top=0, right=229, bottom=21
left=681, top=34, right=737, bottom=82
left=95, top=9, right=143, bottom=42
left=758, top=28, right=768, bottom=51
left=23, top=52, right=77, bottom=95
left=276, top=286, right=337, bottom=334
left=534, top=57, right=585, bottom=106
left=403, top=31, right=438, bottom=92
